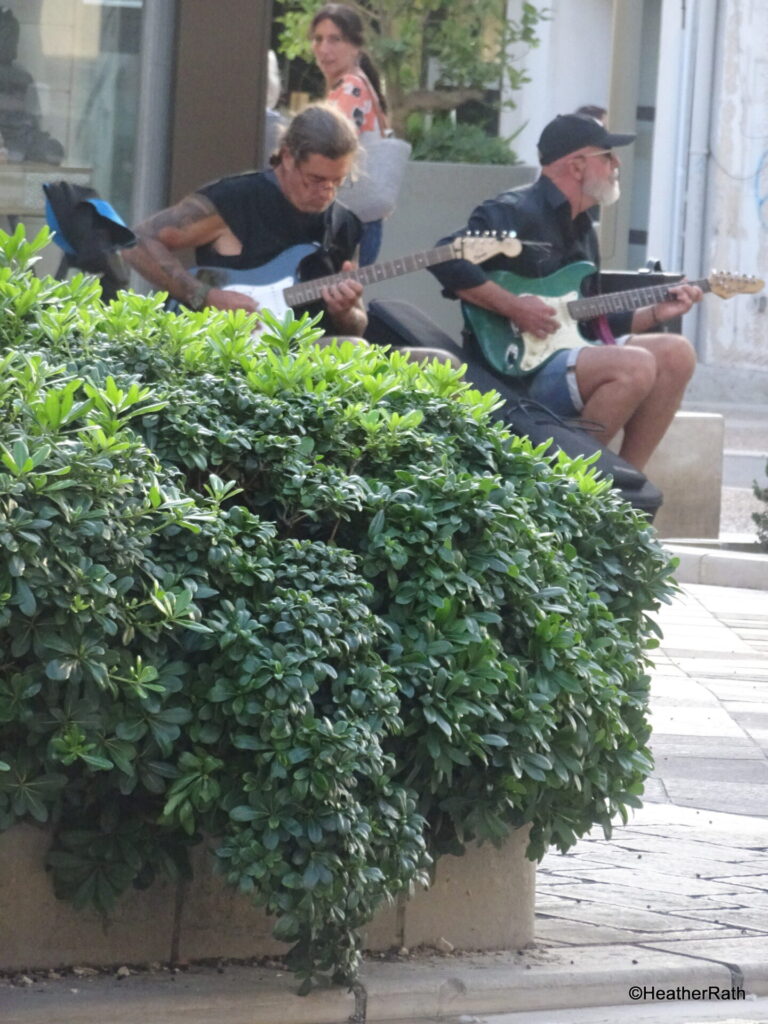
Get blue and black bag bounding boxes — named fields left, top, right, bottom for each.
left=43, top=181, right=136, bottom=300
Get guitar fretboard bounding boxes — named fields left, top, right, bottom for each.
left=567, top=278, right=712, bottom=321
left=284, top=243, right=457, bottom=307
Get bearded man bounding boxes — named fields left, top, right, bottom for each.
left=429, top=113, right=702, bottom=470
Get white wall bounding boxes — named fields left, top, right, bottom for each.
left=700, top=0, right=768, bottom=376
left=501, top=0, right=614, bottom=165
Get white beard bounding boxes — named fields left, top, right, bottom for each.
left=585, top=176, right=621, bottom=207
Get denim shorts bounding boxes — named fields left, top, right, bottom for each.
left=526, top=348, right=583, bottom=417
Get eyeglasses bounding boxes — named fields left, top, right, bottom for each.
left=297, top=167, right=347, bottom=191
left=582, top=149, right=617, bottom=162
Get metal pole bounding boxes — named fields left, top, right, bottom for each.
left=253, top=0, right=274, bottom=169
left=131, top=0, right=178, bottom=223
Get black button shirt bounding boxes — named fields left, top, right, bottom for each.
left=429, top=175, right=633, bottom=338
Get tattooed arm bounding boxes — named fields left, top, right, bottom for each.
left=125, top=193, right=258, bottom=311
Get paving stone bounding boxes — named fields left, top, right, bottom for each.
left=687, top=583, right=768, bottom=612
left=649, top=664, right=689, bottom=677
left=537, top=867, right=635, bottom=887
left=630, top=925, right=766, bottom=942
left=536, top=901, right=737, bottom=934
left=743, top=732, right=768, bottom=754
left=711, top=873, right=768, bottom=889
left=534, top=919, right=665, bottom=945
left=543, top=846, right=768, bottom=880
left=662, top=780, right=768, bottom=817
left=650, top=757, right=768, bottom=783
left=650, top=680, right=725, bottom=706
left=649, top=707, right=748, bottom=737
left=641, top=777, right=670, bottom=803
left=532, top=921, right=638, bottom=942
left=534, top=918, right=750, bottom=946
left=678, top=907, right=768, bottom=931
left=644, top=933, right=768, bottom=965
left=578, top=822, right=768, bottom=853
left=669, top=651, right=768, bottom=669
left=689, top=889, right=768, bottom=910
left=649, top=734, right=764, bottom=759
left=663, top=644, right=756, bottom=658
left=729, top=710, right=768, bottom=728
left=702, top=679, right=768, bottom=702
left=616, top=824, right=768, bottom=849
left=563, top=869, right=745, bottom=898
left=533, top=881, right=741, bottom=914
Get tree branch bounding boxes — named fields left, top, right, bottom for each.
left=401, top=87, right=486, bottom=115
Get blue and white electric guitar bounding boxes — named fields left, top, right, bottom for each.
left=188, top=234, right=521, bottom=317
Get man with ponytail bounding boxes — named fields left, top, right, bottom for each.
left=126, top=103, right=367, bottom=337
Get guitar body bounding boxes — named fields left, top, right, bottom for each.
left=192, top=244, right=319, bottom=317
left=462, top=261, right=600, bottom=377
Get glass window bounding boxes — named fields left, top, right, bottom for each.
left=0, top=0, right=143, bottom=235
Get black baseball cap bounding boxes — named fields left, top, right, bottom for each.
left=537, top=114, right=636, bottom=165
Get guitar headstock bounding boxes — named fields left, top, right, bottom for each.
left=707, top=270, right=765, bottom=298
left=452, top=231, right=522, bottom=264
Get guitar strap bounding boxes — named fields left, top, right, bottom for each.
left=321, top=200, right=363, bottom=271
left=594, top=314, right=617, bottom=345
left=322, top=201, right=344, bottom=257
left=293, top=204, right=351, bottom=285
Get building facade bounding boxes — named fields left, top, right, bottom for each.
left=505, top=0, right=768, bottom=398
left=0, top=0, right=272, bottom=243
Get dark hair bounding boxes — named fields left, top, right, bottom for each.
left=310, top=3, right=388, bottom=114
left=270, top=101, right=358, bottom=167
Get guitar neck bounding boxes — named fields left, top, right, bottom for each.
left=569, top=278, right=711, bottom=321
left=284, top=243, right=457, bottom=307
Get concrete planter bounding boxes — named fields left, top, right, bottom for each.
left=0, top=823, right=534, bottom=970
left=666, top=539, right=768, bottom=590
left=365, top=160, right=536, bottom=341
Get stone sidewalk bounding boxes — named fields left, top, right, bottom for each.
left=2, top=583, right=768, bottom=1023
left=531, top=581, right=768, bottom=1020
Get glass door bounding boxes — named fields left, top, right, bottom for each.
left=0, top=0, right=144, bottom=237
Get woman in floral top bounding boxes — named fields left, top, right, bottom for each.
left=310, top=3, right=390, bottom=265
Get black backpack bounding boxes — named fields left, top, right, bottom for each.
left=43, top=181, right=136, bottom=300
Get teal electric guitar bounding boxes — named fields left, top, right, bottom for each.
left=188, top=232, right=521, bottom=316
left=462, top=261, right=764, bottom=377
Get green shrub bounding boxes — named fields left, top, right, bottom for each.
left=408, top=117, right=519, bottom=164
left=0, top=227, right=675, bottom=988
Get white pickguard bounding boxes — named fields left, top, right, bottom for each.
left=223, top=278, right=292, bottom=318
left=515, top=291, right=592, bottom=373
